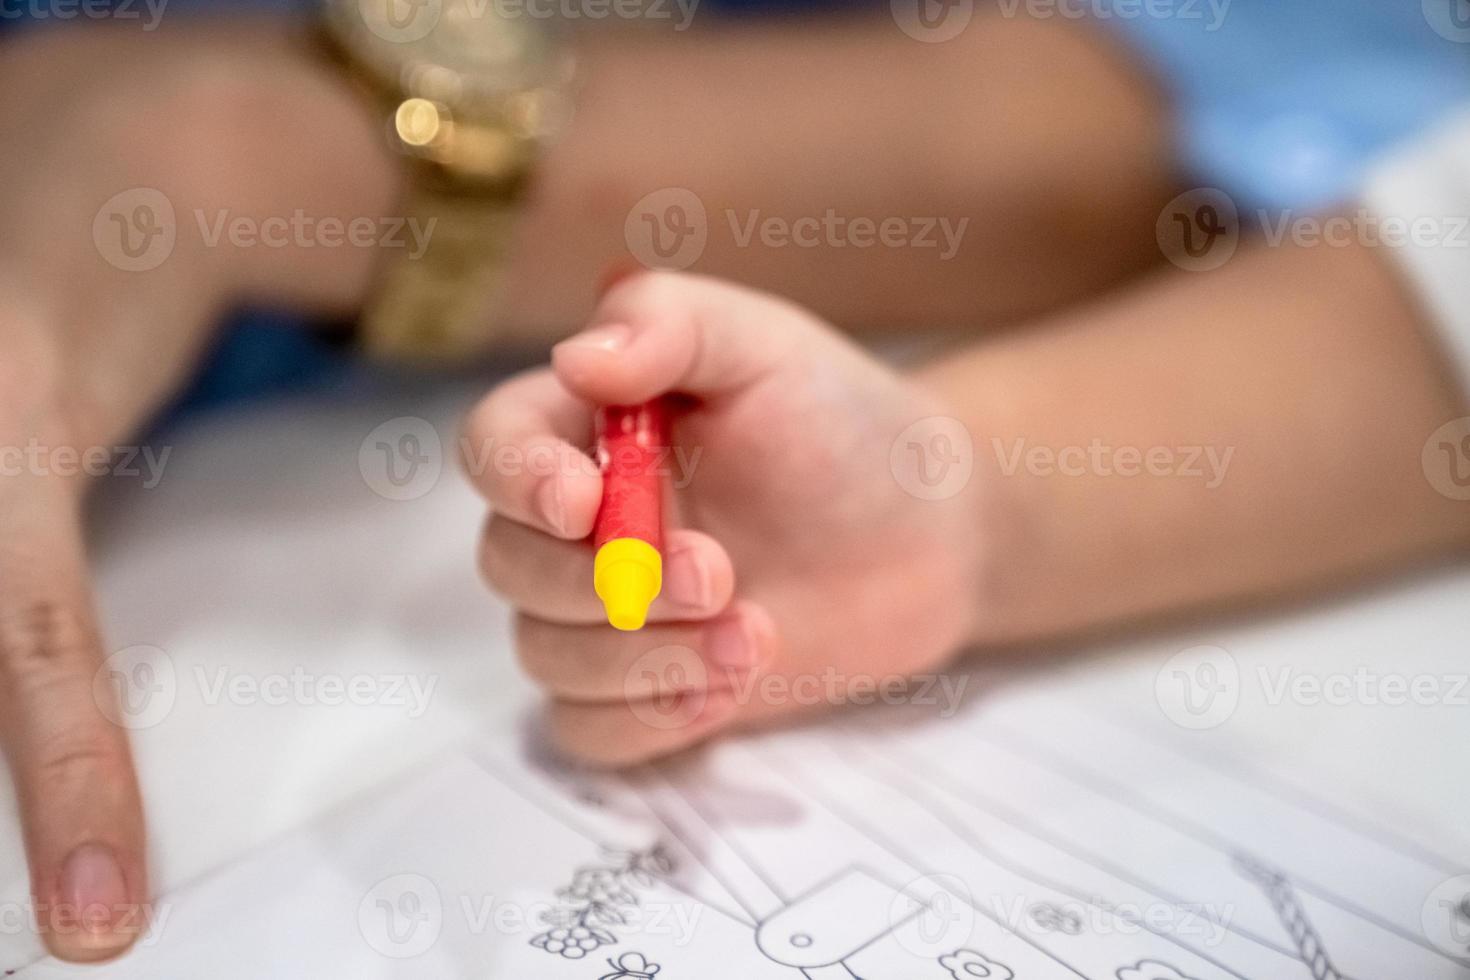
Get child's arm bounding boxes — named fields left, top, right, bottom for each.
left=919, top=236, right=1470, bottom=643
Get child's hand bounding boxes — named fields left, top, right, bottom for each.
left=465, top=272, right=983, bottom=764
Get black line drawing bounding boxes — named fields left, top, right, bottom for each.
left=1115, top=959, right=1202, bottom=980
left=598, top=951, right=663, bottom=979
left=753, top=865, right=922, bottom=975
left=530, top=845, right=676, bottom=961
left=939, top=948, right=1015, bottom=978
left=964, top=719, right=1465, bottom=971
left=1233, top=856, right=1342, bottom=980
left=472, top=712, right=1460, bottom=980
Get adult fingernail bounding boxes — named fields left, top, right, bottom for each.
left=706, top=614, right=756, bottom=670
left=665, top=546, right=712, bottom=609
left=57, top=842, right=128, bottom=938
left=554, top=323, right=631, bottom=354
left=535, top=476, right=567, bottom=536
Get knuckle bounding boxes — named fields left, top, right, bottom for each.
left=0, top=597, right=97, bottom=694
left=34, top=730, right=128, bottom=793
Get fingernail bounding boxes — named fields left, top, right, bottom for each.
left=665, top=546, right=712, bottom=609
left=554, top=323, right=631, bottom=354
left=57, top=843, right=128, bottom=938
left=535, top=476, right=567, bottom=536
left=706, top=614, right=756, bottom=670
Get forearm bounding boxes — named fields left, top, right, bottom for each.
left=503, top=14, right=1173, bottom=334
left=920, top=238, right=1470, bottom=643
left=4, top=12, right=1170, bottom=344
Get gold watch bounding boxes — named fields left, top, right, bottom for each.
left=318, top=0, right=573, bottom=361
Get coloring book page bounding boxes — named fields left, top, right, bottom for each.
left=0, top=382, right=1466, bottom=980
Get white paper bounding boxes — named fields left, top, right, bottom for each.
left=2, top=381, right=1467, bottom=980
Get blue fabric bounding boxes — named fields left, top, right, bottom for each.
left=1101, top=1, right=1470, bottom=211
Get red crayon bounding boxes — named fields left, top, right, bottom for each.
left=592, top=400, right=669, bottom=630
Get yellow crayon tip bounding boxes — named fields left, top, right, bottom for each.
left=594, top=537, right=662, bottom=631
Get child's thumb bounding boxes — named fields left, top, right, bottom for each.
left=550, top=270, right=804, bottom=405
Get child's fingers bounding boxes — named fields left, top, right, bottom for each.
left=461, top=369, right=600, bottom=539
left=547, top=689, right=742, bottom=768
left=514, top=599, right=777, bottom=702
left=550, top=271, right=812, bottom=406
left=479, top=520, right=734, bottom=625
